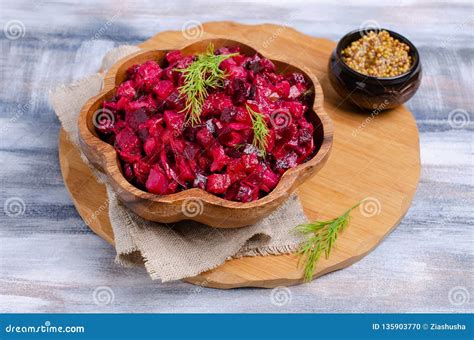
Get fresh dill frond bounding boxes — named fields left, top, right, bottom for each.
left=175, top=43, right=237, bottom=126
left=294, top=201, right=361, bottom=282
left=246, top=104, right=269, bottom=156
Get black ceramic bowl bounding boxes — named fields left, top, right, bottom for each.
left=328, top=28, right=422, bottom=110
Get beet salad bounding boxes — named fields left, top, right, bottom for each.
left=95, top=44, right=318, bottom=202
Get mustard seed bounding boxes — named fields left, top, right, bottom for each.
left=341, top=30, right=412, bottom=77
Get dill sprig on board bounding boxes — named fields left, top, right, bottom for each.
left=294, top=201, right=361, bottom=282
left=246, top=104, right=269, bottom=156
left=175, top=44, right=237, bottom=126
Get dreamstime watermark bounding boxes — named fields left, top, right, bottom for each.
left=186, top=279, right=209, bottom=302
left=84, top=198, right=110, bottom=227
left=11, top=102, right=31, bottom=123
left=352, top=99, right=389, bottom=137
left=439, top=15, right=474, bottom=49
left=448, top=286, right=470, bottom=306
left=270, top=109, right=292, bottom=129
left=3, top=197, right=26, bottom=217
left=92, top=108, right=115, bottom=129
left=92, top=286, right=115, bottom=306
left=270, top=286, right=292, bottom=307
left=83, top=9, right=124, bottom=48
left=261, top=14, right=296, bottom=49
left=181, top=198, right=204, bottom=217
left=0, top=103, right=32, bottom=133
left=448, top=109, right=470, bottom=129
left=181, top=20, right=204, bottom=40
left=3, top=20, right=26, bottom=40
left=5, top=320, right=85, bottom=334
left=359, top=197, right=381, bottom=217
left=359, top=20, right=381, bottom=36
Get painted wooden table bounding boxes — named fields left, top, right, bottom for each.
left=0, top=0, right=472, bottom=313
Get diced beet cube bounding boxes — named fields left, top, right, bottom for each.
left=167, top=180, right=179, bottom=193
left=242, top=171, right=263, bottom=186
left=224, top=182, right=240, bottom=201
left=274, top=151, right=299, bottom=174
left=206, top=174, right=231, bottom=194
left=135, top=61, right=162, bottom=91
left=260, top=168, right=280, bottom=192
left=117, top=80, right=136, bottom=99
left=193, top=173, right=207, bottom=189
left=219, top=58, right=237, bottom=73
left=234, top=106, right=252, bottom=124
left=123, top=163, right=134, bottom=181
left=218, top=122, right=250, bottom=147
left=115, top=128, right=141, bottom=163
left=125, top=95, right=157, bottom=115
left=183, top=142, right=200, bottom=160
left=288, top=85, right=303, bottom=99
left=146, top=165, right=169, bottom=195
left=227, top=65, right=247, bottom=80
left=218, top=130, right=246, bottom=147
left=165, top=50, right=183, bottom=64
left=175, top=55, right=194, bottom=70
left=265, top=72, right=284, bottom=84
left=118, top=151, right=141, bottom=163
left=126, top=64, right=140, bottom=79
left=176, top=156, right=195, bottom=182
left=235, top=182, right=259, bottom=202
left=115, top=96, right=130, bottom=111
left=220, top=106, right=236, bottom=123
left=136, top=126, right=149, bottom=142
left=196, top=127, right=214, bottom=147
left=115, top=128, right=141, bottom=156
left=102, top=100, right=118, bottom=112
left=113, top=120, right=127, bottom=134
left=159, top=147, right=173, bottom=179
left=210, top=143, right=230, bottom=172
left=241, top=153, right=259, bottom=173
left=275, top=80, right=290, bottom=98
left=133, top=160, right=151, bottom=186
left=143, top=137, right=157, bottom=156
left=125, top=107, right=148, bottom=131
left=164, top=110, right=185, bottom=132
left=153, top=80, right=175, bottom=100
left=197, top=155, right=212, bottom=172
left=202, top=93, right=233, bottom=117
left=170, top=137, right=185, bottom=154
left=261, top=58, right=275, bottom=72
left=230, top=78, right=252, bottom=104
left=146, top=115, right=164, bottom=135
left=279, top=123, right=299, bottom=143
left=286, top=136, right=299, bottom=150
left=164, top=90, right=185, bottom=111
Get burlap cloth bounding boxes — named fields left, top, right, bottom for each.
left=50, top=45, right=307, bottom=282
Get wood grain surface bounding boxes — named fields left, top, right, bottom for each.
left=62, top=22, right=421, bottom=289
left=0, top=0, right=472, bottom=312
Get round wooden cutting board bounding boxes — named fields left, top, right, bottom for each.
left=58, top=22, right=420, bottom=289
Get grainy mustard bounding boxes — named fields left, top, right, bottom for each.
left=341, top=30, right=412, bottom=77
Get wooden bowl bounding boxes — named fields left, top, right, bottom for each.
left=78, top=38, right=333, bottom=228
left=328, top=28, right=422, bottom=110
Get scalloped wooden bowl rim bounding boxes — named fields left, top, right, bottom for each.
left=78, top=36, right=333, bottom=212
